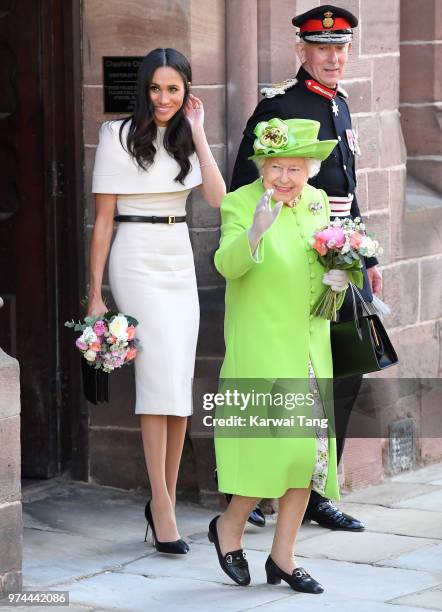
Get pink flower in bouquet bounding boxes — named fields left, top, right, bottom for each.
left=312, top=238, right=328, bottom=256
left=349, top=231, right=363, bottom=249
left=108, top=334, right=118, bottom=345
left=90, top=341, right=102, bottom=352
left=127, top=347, right=137, bottom=361
left=316, top=226, right=345, bottom=250
left=93, top=320, right=107, bottom=336
left=127, top=325, right=136, bottom=341
left=75, top=338, right=88, bottom=351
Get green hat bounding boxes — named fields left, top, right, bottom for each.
left=248, top=118, right=337, bottom=161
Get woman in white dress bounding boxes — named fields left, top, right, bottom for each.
left=87, top=48, right=225, bottom=554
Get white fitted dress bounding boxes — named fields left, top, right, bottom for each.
left=92, top=120, right=202, bottom=416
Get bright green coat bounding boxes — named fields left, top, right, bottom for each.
left=214, top=178, right=340, bottom=500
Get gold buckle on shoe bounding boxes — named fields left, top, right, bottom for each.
left=168, top=215, right=175, bottom=225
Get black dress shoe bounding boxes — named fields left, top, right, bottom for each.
left=208, top=516, right=250, bottom=586
left=304, top=500, right=365, bottom=531
left=225, top=494, right=266, bottom=528
left=265, top=555, right=324, bottom=594
left=144, top=500, right=189, bottom=554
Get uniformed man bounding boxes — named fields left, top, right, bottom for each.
left=230, top=5, right=382, bottom=531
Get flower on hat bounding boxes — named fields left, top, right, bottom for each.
left=254, top=118, right=289, bottom=154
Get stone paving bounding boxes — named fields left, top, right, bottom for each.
left=2, top=464, right=442, bottom=611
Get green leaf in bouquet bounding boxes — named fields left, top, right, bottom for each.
left=64, top=320, right=76, bottom=328
left=126, top=315, right=139, bottom=327
left=103, top=311, right=119, bottom=320
left=348, top=268, right=364, bottom=289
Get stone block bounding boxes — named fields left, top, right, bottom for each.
left=0, top=416, right=20, bottom=502
left=196, top=287, right=225, bottom=357
left=341, top=438, right=384, bottom=490
left=345, top=55, right=372, bottom=81
left=373, top=56, right=399, bottom=112
left=340, top=79, right=371, bottom=114
left=399, top=44, right=437, bottom=104
left=83, top=87, right=123, bottom=146
left=355, top=170, right=368, bottom=214
left=83, top=0, right=191, bottom=86
left=363, top=211, right=390, bottom=264
left=361, top=0, right=400, bottom=55
left=0, top=501, right=22, bottom=575
left=388, top=321, right=441, bottom=377
left=189, top=0, right=225, bottom=85
left=402, top=206, right=442, bottom=262
left=401, top=106, right=442, bottom=157
left=407, top=159, right=442, bottom=194
left=0, top=350, right=20, bottom=420
left=420, top=438, right=442, bottom=465
left=190, top=228, right=222, bottom=287
left=187, top=145, right=226, bottom=229
left=0, top=570, right=22, bottom=596
left=258, top=0, right=298, bottom=84
left=400, top=0, right=437, bottom=42
left=353, top=114, right=379, bottom=170
left=389, top=167, right=406, bottom=263
left=420, top=257, right=442, bottom=321
left=190, top=86, right=226, bottom=145
left=367, top=170, right=389, bottom=212
left=382, top=262, right=419, bottom=327
left=379, top=112, right=406, bottom=168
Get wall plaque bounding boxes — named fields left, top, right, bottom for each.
left=103, top=57, right=142, bottom=113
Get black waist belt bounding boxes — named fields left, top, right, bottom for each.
left=114, top=214, right=186, bottom=225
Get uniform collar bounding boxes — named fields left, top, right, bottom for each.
left=297, top=67, right=348, bottom=99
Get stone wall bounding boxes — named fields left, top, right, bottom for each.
left=0, top=348, right=22, bottom=594
left=81, top=0, right=442, bottom=496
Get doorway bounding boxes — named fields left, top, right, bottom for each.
left=0, top=0, right=86, bottom=479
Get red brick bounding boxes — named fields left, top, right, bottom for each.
left=361, top=0, right=400, bottom=55
left=355, top=170, right=368, bottom=214
left=190, top=86, right=226, bottom=145
left=373, top=56, right=399, bottom=111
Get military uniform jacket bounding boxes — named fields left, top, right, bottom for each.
left=231, top=66, right=377, bottom=310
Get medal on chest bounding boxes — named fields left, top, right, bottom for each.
left=331, top=98, right=339, bottom=117
left=345, top=128, right=361, bottom=155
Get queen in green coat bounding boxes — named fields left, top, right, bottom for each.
left=208, top=118, right=350, bottom=594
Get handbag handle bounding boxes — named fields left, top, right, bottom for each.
left=347, top=283, right=377, bottom=341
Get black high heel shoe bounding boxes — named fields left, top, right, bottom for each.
left=265, top=555, right=324, bottom=594
left=208, top=515, right=250, bottom=586
left=144, top=500, right=189, bottom=554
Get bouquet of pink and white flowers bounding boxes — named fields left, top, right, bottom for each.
left=65, top=311, right=140, bottom=373
left=311, top=217, right=383, bottom=321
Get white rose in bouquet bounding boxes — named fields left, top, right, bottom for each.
left=109, top=315, right=129, bottom=340
left=80, top=326, right=98, bottom=345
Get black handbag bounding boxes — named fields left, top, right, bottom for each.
left=81, top=358, right=109, bottom=404
left=331, top=284, right=399, bottom=378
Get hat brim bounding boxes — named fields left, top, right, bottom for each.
left=248, top=139, right=338, bottom=162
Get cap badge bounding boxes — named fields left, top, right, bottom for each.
left=322, top=11, right=335, bottom=29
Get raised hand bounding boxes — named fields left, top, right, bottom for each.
left=249, top=189, right=283, bottom=244
left=184, top=93, right=204, bottom=132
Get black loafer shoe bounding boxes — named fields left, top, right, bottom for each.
left=265, top=555, right=324, bottom=594
left=208, top=516, right=250, bottom=586
left=225, top=494, right=266, bottom=528
left=304, top=500, right=365, bottom=531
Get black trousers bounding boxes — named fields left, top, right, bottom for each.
left=307, top=373, right=363, bottom=509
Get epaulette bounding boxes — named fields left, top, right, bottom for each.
left=261, top=78, right=298, bottom=99
left=337, top=85, right=348, bottom=99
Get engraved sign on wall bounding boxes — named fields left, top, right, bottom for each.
left=103, top=57, right=142, bottom=113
